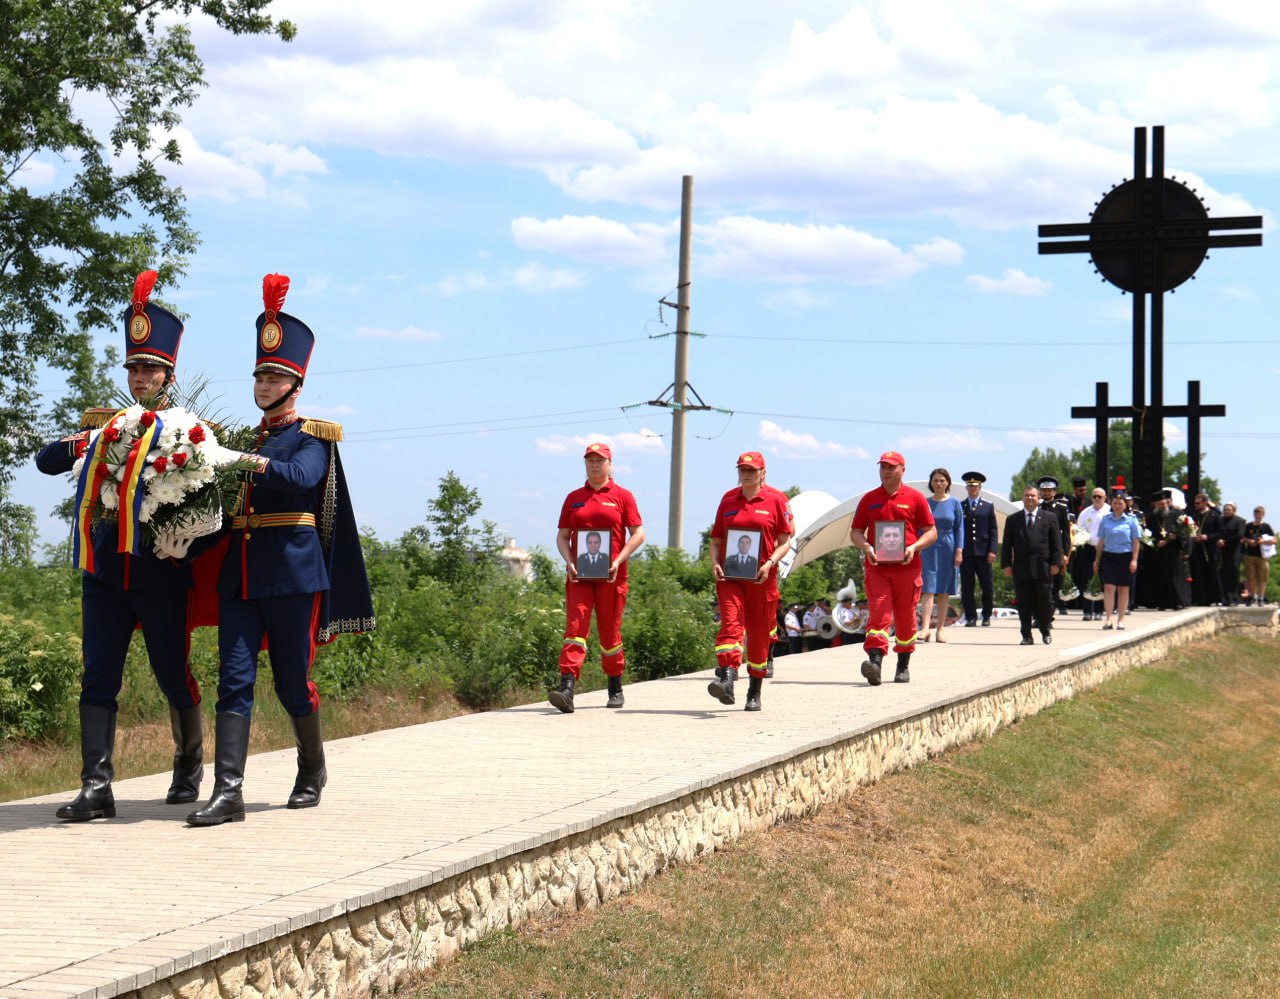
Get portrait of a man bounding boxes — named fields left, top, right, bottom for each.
left=873, top=521, right=905, bottom=563
left=724, top=530, right=761, bottom=579
left=575, top=530, right=611, bottom=579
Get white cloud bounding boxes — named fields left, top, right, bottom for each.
left=534, top=430, right=665, bottom=456
left=434, top=272, right=490, bottom=297
left=512, top=262, right=587, bottom=292
left=966, top=268, right=1051, bottom=295
left=700, top=217, right=960, bottom=284
left=511, top=215, right=673, bottom=268
left=763, top=288, right=830, bottom=311
left=758, top=420, right=868, bottom=460
left=897, top=427, right=1001, bottom=452
left=356, top=325, right=445, bottom=342
left=221, top=137, right=328, bottom=177
left=14, top=158, right=58, bottom=187
left=1005, top=422, right=1095, bottom=449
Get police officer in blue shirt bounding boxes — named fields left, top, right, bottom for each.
left=188, top=274, right=374, bottom=826
left=36, top=271, right=206, bottom=821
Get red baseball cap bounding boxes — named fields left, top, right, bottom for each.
left=878, top=450, right=906, bottom=466
left=583, top=442, right=612, bottom=460
left=736, top=451, right=766, bottom=469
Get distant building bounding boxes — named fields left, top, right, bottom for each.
left=501, top=537, right=533, bottom=581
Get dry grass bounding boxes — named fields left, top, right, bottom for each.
left=411, top=634, right=1280, bottom=998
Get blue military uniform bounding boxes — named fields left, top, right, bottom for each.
left=959, top=471, right=1000, bottom=626
left=189, top=273, right=373, bottom=827
left=37, top=270, right=205, bottom=821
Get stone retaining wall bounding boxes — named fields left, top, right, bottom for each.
left=134, top=609, right=1270, bottom=998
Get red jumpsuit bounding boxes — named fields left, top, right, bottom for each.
left=712, top=484, right=793, bottom=678
left=851, top=484, right=935, bottom=655
left=557, top=479, right=642, bottom=679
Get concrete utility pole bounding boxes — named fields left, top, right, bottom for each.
left=666, top=175, right=694, bottom=550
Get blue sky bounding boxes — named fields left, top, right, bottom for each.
left=16, top=0, right=1280, bottom=554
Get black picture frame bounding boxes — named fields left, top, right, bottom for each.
left=724, top=529, right=762, bottom=579
left=575, top=529, right=611, bottom=579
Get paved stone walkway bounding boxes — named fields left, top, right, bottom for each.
left=0, top=609, right=1221, bottom=997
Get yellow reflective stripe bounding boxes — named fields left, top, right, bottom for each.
left=714, top=643, right=739, bottom=654
left=601, top=642, right=623, bottom=655
left=897, top=632, right=918, bottom=645
left=564, top=637, right=588, bottom=649
left=746, top=659, right=768, bottom=671
left=867, top=628, right=891, bottom=639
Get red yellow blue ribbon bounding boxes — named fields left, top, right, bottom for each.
left=71, top=410, right=127, bottom=572
left=115, top=412, right=163, bottom=557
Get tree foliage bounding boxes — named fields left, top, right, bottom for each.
left=1008, top=420, right=1219, bottom=501
left=0, top=0, right=294, bottom=480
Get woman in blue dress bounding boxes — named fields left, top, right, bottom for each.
left=920, top=468, right=964, bottom=642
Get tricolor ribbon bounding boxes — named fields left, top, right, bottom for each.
left=115, top=411, right=163, bottom=557
left=71, top=410, right=128, bottom=572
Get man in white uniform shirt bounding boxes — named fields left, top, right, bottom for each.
left=1071, top=487, right=1107, bottom=620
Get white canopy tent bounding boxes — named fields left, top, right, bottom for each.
left=779, top=482, right=1021, bottom=579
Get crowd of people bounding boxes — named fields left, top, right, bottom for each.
left=39, top=280, right=1274, bottom=825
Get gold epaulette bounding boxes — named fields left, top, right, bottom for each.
left=300, top=418, right=343, bottom=442
left=79, top=407, right=117, bottom=430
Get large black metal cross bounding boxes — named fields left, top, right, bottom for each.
left=1040, top=125, right=1260, bottom=502
left=1071, top=379, right=1224, bottom=498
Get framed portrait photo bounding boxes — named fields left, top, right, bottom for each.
left=575, top=529, right=612, bottom=579
left=724, top=529, right=762, bottom=579
left=872, top=520, right=906, bottom=563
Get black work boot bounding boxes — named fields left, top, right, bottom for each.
left=165, top=704, right=204, bottom=805
left=765, top=652, right=775, bottom=679
left=549, top=673, right=576, bottom=713
left=894, top=653, right=912, bottom=683
left=860, top=649, right=884, bottom=687
left=606, top=675, right=625, bottom=709
left=707, top=667, right=736, bottom=705
left=187, top=712, right=251, bottom=826
left=744, top=676, right=763, bottom=712
left=56, top=705, right=117, bottom=821
left=287, top=711, right=327, bottom=809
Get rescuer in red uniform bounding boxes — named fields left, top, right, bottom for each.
left=849, top=451, right=937, bottom=686
left=550, top=442, right=645, bottom=713
left=707, top=451, right=793, bottom=712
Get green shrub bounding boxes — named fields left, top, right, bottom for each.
left=0, top=614, right=81, bottom=742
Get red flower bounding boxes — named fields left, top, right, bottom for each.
left=187, top=425, right=206, bottom=444
left=75, top=440, right=88, bottom=458
left=171, top=452, right=187, bottom=468
left=152, top=456, right=169, bottom=474
left=140, top=411, right=156, bottom=427
left=103, top=426, right=121, bottom=443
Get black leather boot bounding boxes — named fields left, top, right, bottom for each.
left=56, top=705, right=117, bottom=821
left=744, top=676, right=763, bottom=712
left=606, top=675, right=624, bottom=709
left=187, top=712, right=250, bottom=826
left=895, top=653, right=912, bottom=683
left=707, top=667, right=736, bottom=705
left=765, top=652, right=775, bottom=679
left=860, top=649, right=884, bottom=686
left=549, top=673, right=576, bottom=713
left=287, top=711, right=327, bottom=809
left=165, top=704, right=204, bottom=804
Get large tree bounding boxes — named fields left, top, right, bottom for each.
left=0, top=0, right=295, bottom=480
left=1009, top=420, right=1218, bottom=501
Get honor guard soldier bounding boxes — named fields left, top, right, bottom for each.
left=550, top=442, right=645, bottom=713
left=36, top=271, right=206, bottom=821
left=188, top=274, right=374, bottom=826
left=958, top=471, right=999, bottom=627
left=1037, top=475, right=1072, bottom=616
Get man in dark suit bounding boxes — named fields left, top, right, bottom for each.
left=958, top=471, right=999, bottom=627
left=726, top=532, right=759, bottom=578
left=1001, top=485, right=1064, bottom=645
left=576, top=531, right=609, bottom=577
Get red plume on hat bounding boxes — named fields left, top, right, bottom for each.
left=133, top=270, right=158, bottom=310
left=262, top=273, right=290, bottom=318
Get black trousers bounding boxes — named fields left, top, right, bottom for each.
left=960, top=555, right=994, bottom=623
left=1013, top=577, right=1054, bottom=638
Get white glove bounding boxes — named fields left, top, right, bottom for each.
left=153, top=531, right=195, bottom=560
